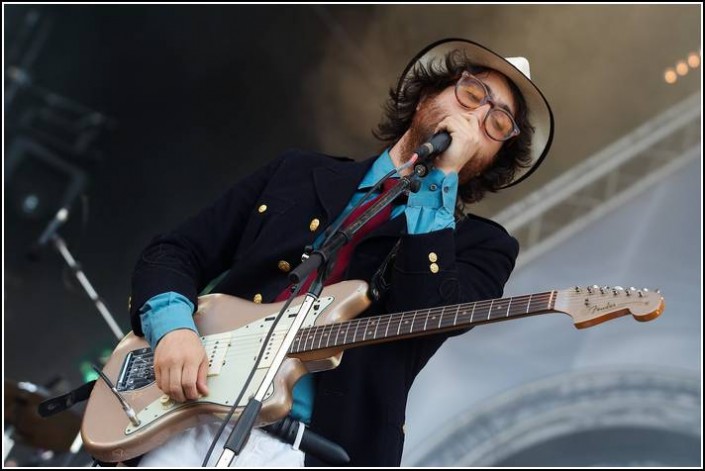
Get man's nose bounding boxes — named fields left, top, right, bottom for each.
left=464, top=102, right=492, bottom=121
left=474, top=101, right=493, bottom=115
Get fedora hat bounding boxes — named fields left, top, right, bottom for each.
left=397, top=38, right=554, bottom=188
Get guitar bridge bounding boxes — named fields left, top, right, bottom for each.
left=117, top=348, right=155, bottom=392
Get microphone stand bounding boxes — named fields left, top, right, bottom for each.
left=289, top=174, right=420, bottom=286
left=214, top=161, right=430, bottom=467
left=30, top=202, right=125, bottom=341
left=51, top=233, right=125, bottom=340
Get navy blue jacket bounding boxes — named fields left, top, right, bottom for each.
left=129, top=149, right=519, bottom=466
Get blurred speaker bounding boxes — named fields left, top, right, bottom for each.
left=5, top=137, right=87, bottom=264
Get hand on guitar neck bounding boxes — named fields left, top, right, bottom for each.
left=153, top=329, right=209, bottom=402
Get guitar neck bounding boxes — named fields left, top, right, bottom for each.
left=291, top=291, right=556, bottom=354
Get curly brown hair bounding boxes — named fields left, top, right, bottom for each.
left=374, top=50, right=534, bottom=208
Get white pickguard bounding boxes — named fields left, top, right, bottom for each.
left=125, top=296, right=335, bottom=434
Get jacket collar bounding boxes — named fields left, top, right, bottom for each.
left=313, top=155, right=377, bottom=221
left=312, top=155, right=406, bottom=240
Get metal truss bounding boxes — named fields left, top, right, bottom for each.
left=493, top=92, right=701, bottom=269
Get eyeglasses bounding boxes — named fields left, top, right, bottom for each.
left=454, top=71, right=520, bottom=142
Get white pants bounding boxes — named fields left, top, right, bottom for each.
left=138, top=417, right=304, bottom=468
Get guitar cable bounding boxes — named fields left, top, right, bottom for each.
left=201, top=160, right=417, bottom=465
left=200, top=280, right=304, bottom=467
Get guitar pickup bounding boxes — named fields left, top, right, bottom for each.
left=205, top=332, right=232, bottom=376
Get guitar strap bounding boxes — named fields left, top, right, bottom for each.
left=368, top=209, right=465, bottom=302
left=262, top=416, right=350, bottom=465
left=38, top=380, right=96, bottom=417
left=368, top=238, right=402, bottom=302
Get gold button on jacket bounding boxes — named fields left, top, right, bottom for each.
left=429, top=263, right=439, bottom=273
left=278, top=260, right=291, bottom=273
left=253, top=293, right=263, bottom=304
left=428, top=252, right=438, bottom=263
left=258, top=204, right=268, bottom=213
left=309, top=218, right=320, bottom=232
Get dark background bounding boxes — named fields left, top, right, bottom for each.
left=4, top=3, right=700, bottom=398
left=4, top=5, right=353, bottom=389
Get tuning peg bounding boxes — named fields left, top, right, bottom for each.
left=612, top=288, right=618, bottom=296
left=587, top=286, right=593, bottom=294
left=638, top=290, right=644, bottom=298
left=599, top=287, right=605, bottom=295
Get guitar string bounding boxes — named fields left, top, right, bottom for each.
left=131, top=290, right=649, bottom=355
left=123, top=291, right=654, bottom=380
left=124, top=293, right=557, bottom=379
left=133, top=293, right=556, bottom=353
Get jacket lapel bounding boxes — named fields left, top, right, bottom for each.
left=313, top=155, right=408, bottom=243
left=312, top=156, right=376, bottom=221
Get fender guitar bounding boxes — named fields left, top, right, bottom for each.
left=81, top=280, right=664, bottom=462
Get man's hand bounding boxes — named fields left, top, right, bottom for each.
left=431, top=107, right=507, bottom=186
left=433, top=114, right=484, bottom=176
left=153, top=329, right=209, bottom=402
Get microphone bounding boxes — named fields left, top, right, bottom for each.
left=413, top=131, right=451, bottom=176
left=414, top=131, right=452, bottom=160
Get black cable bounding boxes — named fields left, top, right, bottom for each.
left=201, top=157, right=414, bottom=465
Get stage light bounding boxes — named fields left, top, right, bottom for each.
left=664, top=68, right=677, bottom=84
left=687, top=52, right=700, bottom=69
left=676, top=60, right=689, bottom=76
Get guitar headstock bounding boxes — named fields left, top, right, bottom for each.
left=554, top=286, right=664, bottom=329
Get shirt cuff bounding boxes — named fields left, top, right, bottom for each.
left=405, top=169, right=458, bottom=234
left=139, top=292, right=197, bottom=351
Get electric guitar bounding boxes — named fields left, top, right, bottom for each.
left=81, top=280, right=664, bottom=462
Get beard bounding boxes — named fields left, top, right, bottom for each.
left=397, top=99, right=446, bottom=165
left=397, top=98, right=483, bottom=185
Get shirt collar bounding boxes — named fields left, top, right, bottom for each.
left=358, top=149, right=397, bottom=190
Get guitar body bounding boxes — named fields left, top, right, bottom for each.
left=81, top=280, right=370, bottom=463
